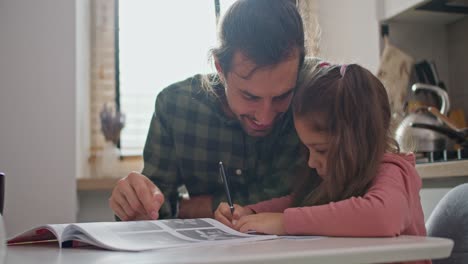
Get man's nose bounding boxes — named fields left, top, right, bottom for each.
left=255, top=100, right=276, bottom=125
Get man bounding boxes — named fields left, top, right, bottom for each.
left=109, top=0, right=315, bottom=220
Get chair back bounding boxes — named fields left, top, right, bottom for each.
left=426, top=183, right=468, bottom=264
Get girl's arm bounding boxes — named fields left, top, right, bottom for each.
left=246, top=195, right=294, bottom=213
left=283, top=161, right=422, bottom=237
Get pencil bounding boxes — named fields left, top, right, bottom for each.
left=219, top=161, right=234, bottom=214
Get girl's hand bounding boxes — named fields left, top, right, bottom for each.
left=234, top=213, right=286, bottom=235
left=214, top=202, right=254, bottom=228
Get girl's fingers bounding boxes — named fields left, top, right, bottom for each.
left=215, top=212, right=234, bottom=228
left=238, top=219, right=256, bottom=233
left=232, top=204, right=244, bottom=220
left=234, top=214, right=251, bottom=231
left=214, top=203, right=234, bottom=228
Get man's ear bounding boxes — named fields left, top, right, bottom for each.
left=214, top=58, right=225, bottom=82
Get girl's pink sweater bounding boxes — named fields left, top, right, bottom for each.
left=248, top=153, right=430, bottom=264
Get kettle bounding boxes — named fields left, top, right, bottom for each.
left=411, top=107, right=468, bottom=150
left=395, top=83, right=451, bottom=153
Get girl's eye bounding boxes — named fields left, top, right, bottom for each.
left=315, top=149, right=327, bottom=155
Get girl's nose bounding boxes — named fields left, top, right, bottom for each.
left=308, top=156, right=320, bottom=169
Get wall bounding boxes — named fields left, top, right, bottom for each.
left=447, top=16, right=468, bottom=119
left=77, top=0, right=92, bottom=185
left=384, top=22, right=450, bottom=94
left=0, top=0, right=90, bottom=235
left=78, top=190, right=115, bottom=222
left=316, top=0, right=381, bottom=73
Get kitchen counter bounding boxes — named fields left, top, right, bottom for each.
left=77, top=159, right=468, bottom=191
left=416, top=160, right=468, bottom=179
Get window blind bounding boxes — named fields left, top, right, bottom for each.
left=90, top=0, right=316, bottom=158
left=117, top=0, right=237, bottom=156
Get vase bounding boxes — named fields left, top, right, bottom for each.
left=98, top=142, right=120, bottom=178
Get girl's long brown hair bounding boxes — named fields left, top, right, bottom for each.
left=292, top=62, right=400, bottom=207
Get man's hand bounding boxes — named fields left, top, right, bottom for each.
left=234, top=213, right=286, bottom=235
left=109, top=172, right=164, bottom=221
left=214, top=203, right=254, bottom=228
left=178, top=195, right=214, bottom=219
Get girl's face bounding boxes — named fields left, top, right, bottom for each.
left=294, top=117, right=329, bottom=178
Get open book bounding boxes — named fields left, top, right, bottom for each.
left=7, top=218, right=278, bottom=252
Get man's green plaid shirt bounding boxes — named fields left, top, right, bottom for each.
left=141, top=74, right=309, bottom=218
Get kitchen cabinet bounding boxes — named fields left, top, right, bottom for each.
left=381, top=0, right=427, bottom=21
left=381, top=0, right=467, bottom=24
left=378, top=0, right=468, bottom=129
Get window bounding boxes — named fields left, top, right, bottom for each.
left=117, top=0, right=237, bottom=156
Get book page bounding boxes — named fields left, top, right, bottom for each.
left=8, top=224, right=69, bottom=245
left=69, top=218, right=277, bottom=251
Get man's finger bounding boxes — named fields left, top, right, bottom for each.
left=125, top=172, right=163, bottom=220
left=109, top=197, right=129, bottom=221
left=115, top=189, right=137, bottom=219
left=129, top=176, right=155, bottom=218
left=113, top=177, right=136, bottom=211
left=145, top=177, right=165, bottom=219
left=151, top=186, right=164, bottom=206
left=121, top=183, right=147, bottom=216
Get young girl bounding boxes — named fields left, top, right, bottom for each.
left=214, top=62, right=428, bottom=260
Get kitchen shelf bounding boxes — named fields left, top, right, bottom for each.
left=78, top=155, right=143, bottom=191
left=77, top=177, right=120, bottom=191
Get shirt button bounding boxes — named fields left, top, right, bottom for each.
left=235, top=169, right=242, bottom=176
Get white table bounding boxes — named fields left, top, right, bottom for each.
left=5, top=235, right=453, bottom=264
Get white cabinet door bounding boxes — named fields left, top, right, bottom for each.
left=382, top=0, right=428, bottom=21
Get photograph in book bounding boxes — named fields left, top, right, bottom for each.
left=7, top=218, right=279, bottom=252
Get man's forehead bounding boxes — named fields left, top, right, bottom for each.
left=225, top=51, right=300, bottom=97
left=230, top=52, right=261, bottom=79
left=229, top=51, right=300, bottom=79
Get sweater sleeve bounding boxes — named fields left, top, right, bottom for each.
left=283, top=161, right=419, bottom=237
left=247, top=195, right=294, bottom=213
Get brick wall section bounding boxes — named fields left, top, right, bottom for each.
left=90, top=0, right=116, bottom=157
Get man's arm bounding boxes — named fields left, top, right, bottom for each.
left=109, top=90, right=181, bottom=220
left=141, top=90, right=181, bottom=219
